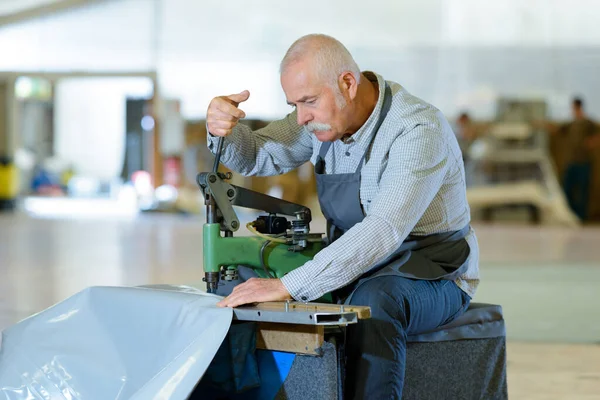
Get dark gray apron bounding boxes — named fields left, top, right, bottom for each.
left=314, top=83, right=472, bottom=303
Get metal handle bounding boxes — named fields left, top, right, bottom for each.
left=212, top=136, right=224, bottom=173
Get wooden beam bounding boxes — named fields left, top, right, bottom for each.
left=0, top=0, right=108, bottom=27
left=256, top=323, right=325, bottom=356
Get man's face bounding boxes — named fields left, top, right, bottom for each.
left=281, top=61, right=348, bottom=142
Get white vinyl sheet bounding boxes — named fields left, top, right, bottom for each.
left=0, top=285, right=232, bottom=400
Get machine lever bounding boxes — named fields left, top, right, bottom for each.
left=212, top=136, right=224, bottom=173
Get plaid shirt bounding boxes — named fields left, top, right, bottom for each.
left=208, top=72, right=479, bottom=301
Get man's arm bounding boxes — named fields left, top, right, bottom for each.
left=280, top=120, right=450, bottom=301
left=533, top=120, right=568, bottom=135
left=585, top=121, right=600, bottom=149
left=207, top=110, right=313, bottom=176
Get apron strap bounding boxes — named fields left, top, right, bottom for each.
left=314, top=141, right=332, bottom=175
left=355, top=83, right=393, bottom=173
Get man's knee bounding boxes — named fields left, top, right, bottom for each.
left=349, top=278, right=409, bottom=325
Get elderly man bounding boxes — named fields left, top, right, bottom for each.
left=206, top=34, right=479, bottom=399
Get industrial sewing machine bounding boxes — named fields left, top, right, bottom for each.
left=196, top=137, right=326, bottom=297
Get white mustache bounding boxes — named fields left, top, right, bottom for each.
left=306, top=122, right=331, bottom=132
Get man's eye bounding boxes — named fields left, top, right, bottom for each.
left=306, top=99, right=316, bottom=105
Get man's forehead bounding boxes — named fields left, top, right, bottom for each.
left=282, top=69, right=322, bottom=102
left=282, top=63, right=310, bottom=85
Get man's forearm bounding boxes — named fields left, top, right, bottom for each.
left=207, top=112, right=313, bottom=177
left=280, top=215, right=405, bottom=301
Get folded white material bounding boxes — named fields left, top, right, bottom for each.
left=0, top=285, right=232, bottom=400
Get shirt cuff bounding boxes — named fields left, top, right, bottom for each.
left=280, top=269, right=314, bottom=302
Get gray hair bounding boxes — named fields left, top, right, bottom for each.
left=280, top=34, right=361, bottom=89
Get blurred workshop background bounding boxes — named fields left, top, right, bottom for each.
left=0, top=1, right=599, bottom=398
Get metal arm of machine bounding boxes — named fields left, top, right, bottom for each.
left=230, top=185, right=312, bottom=224
left=197, top=172, right=241, bottom=232
left=197, top=172, right=312, bottom=233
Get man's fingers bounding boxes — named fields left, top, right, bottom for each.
left=226, top=90, right=250, bottom=106
left=220, top=291, right=251, bottom=308
left=216, top=278, right=287, bottom=308
left=216, top=100, right=246, bottom=119
left=209, top=108, right=242, bottom=122
left=207, top=115, right=236, bottom=136
left=205, top=91, right=249, bottom=138
left=210, top=119, right=238, bottom=131
left=220, top=281, right=260, bottom=307
left=223, top=296, right=247, bottom=308
left=209, top=128, right=232, bottom=137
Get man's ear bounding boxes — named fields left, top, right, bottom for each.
left=338, top=71, right=358, bottom=101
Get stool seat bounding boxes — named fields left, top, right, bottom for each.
left=407, top=302, right=506, bottom=343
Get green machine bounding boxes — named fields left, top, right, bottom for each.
left=197, top=138, right=325, bottom=297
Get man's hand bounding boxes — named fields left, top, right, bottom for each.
left=206, top=90, right=250, bottom=137
left=216, top=278, right=292, bottom=308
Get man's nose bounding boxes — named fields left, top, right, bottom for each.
left=296, top=106, right=312, bottom=126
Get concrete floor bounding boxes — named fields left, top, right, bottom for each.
left=1, top=203, right=599, bottom=399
